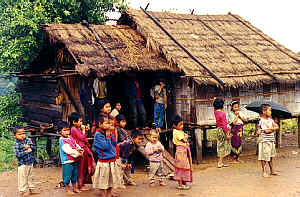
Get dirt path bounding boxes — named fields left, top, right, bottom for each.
left=1, top=147, right=300, bottom=197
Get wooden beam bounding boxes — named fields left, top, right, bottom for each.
left=195, top=129, right=203, bottom=164
left=298, top=117, right=300, bottom=148
left=59, top=78, right=82, bottom=115
left=140, top=7, right=225, bottom=88
left=275, top=119, right=282, bottom=148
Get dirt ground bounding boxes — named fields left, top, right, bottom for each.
left=1, top=134, right=300, bottom=197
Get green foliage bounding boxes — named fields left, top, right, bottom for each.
left=0, top=0, right=127, bottom=72
left=0, top=92, right=24, bottom=137
left=0, top=136, right=17, bottom=171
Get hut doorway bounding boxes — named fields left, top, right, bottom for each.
left=106, top=71, right=177, bottom=130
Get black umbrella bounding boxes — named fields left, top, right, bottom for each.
left=245, top=101, right=292, bottom=118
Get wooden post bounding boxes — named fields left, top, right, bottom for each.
left=46, top=137, right=52, bottom=158
left=275, top=119, right=282, bottom=148
left=203, top=128, right=207, bottom=154
left=195, top=129, right=202, bottom=164
left=298, top=117, right=300, bottom=148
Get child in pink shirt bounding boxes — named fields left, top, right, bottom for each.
left=213, top=98, right=232, bottom=168
left=145, top=130, right=166, bottom=186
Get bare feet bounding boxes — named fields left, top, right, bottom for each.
left=66, top=190, right=75, bottom=195
left=73, top=189, right=82, bottom=193
left=271, top=171, right=280, bottom=176
left=79, top=185, right=90, bottom=191
left=159, top=181, right=167, bottom=186
left=128, top=181, right=137, bottom=186
left=262, top=172, right=271, bottom=178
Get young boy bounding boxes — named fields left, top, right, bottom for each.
left=153, top=79, right=167, bottom=133
left=58, top=121, right=83, bottom=194
left=93, top=115, right=118, bottom=197
left=13, top=126, right=37, bottom=196
left=116, top=114, right=131, bottom=143
left=111, top=102, right=121, bottom=118
left=118, top=130, right=144, bottom=186
left=145, top=130, right=166, bottom=187
left=257, top=104, right=280, bottom=178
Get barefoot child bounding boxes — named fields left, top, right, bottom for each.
left=58, top=121, right=83, bottom=194
left=172, top=115, right=192, bottom=190
left=68, top=112, right=95, bottom=191
left=145, top=130, right=167, bottom=187
left=227, top=100, right=247, bottom=163
left=13, top=126, right=37, bottom=197
left=93, top=114, right=118, bottom=197
left=118, top=129, right=144, bottom=186
left=213, top=98, right=232, bottom=168
left=257, top=104, right=280, bottom=178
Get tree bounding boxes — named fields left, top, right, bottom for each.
left=0, top=0, right=127, bottom=73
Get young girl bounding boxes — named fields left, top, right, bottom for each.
left=172, top=115, right=192, bottom=190
left=93, top=114, right=118, bottom=197
left=227, top=100, right=246, bottom=163
left=213, top=98, right=232, bottom=168
left=257, top=104, right=280, bottom=177
left=68, top=112, right=95, bottom=191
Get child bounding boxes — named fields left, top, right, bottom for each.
left=68, top=112, right=95, bottom=191
left=145, top=130, right=166, bottom=186
left=118, top=130, right=144, bottom=186
left=111, top=102, right=121, bottom=118
left=257, top=104, right=280, bottom=178
left=153, top=79, right=167, bottom=133
left=227, top=100, right=247, bottom=163
left=93, top=114, right=119, bottom=197
left=13, top=126, right=37, bottom=196
left=172, top=115, right=192, bottom=190
left=213, top=98, right=232, bottom=168
left=116, top=114, right=131, bottom=143
left=58, top=121, right=83, bottom=195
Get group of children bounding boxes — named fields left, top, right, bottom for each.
left=213, top=98, right=280, bottom=177
left=13, top=96, right=281, bottom=196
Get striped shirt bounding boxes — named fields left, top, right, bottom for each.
left=258, top=118, right=275, bottom=142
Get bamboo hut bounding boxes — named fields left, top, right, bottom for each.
left=17, top=9, right=300, bottom=163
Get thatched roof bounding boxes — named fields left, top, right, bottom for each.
left=120, top=9, right=300, bottom=87
left=44, top=24, right=179, bottom=78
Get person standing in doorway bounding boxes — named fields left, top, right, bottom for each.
left=124, top=73, right=146, bottom=130
left=153, top=79, right=167, bottom=133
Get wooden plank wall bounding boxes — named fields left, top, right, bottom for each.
left=18, top=78, right=61, bottom=127
left=60, top=76, right=85, bottom=121
left=175, top=78, right=195, bottom=123
left=180, top=81, right=300, bottom=126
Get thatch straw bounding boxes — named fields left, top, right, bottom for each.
left=121, top=9, right=300, bottom=87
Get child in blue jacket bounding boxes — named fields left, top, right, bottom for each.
left=93, top=114, right=118, bottom=197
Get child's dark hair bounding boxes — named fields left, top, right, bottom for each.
left=230, top=100, right=239, bottom=111
left=173, top=114, right=183, bottom=126
left=68, top=112, right=81, bottom=127
left=13, top=125, right=24, bottom=135
left=96, top=114, right=108, bottom=128
left=213, top=98, right=224, bottom=110
left=98, top=98, right=110, bottom=110
left=116, top=114, right=126, bottom=123
left=57, top=121, right=70, bottom=132
left=131, top=129, right=143, bottom=139
left=260, top=104, right=271, bottom=114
